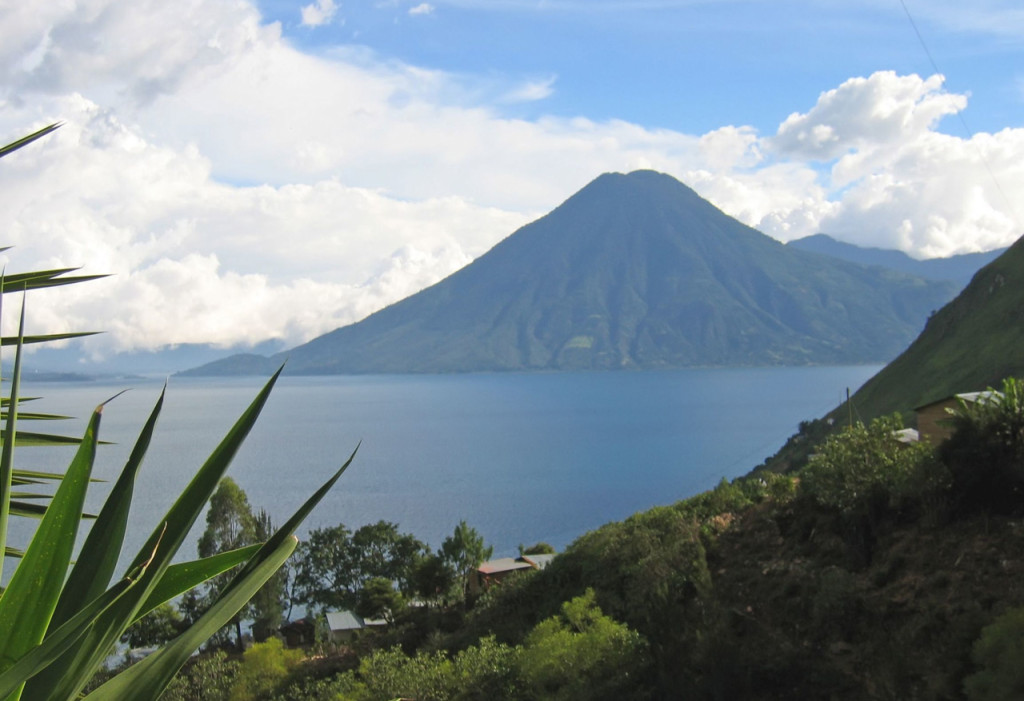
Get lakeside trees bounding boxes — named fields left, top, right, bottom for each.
left=113, top=377, right=1024, bottom=700
left=288, top=521, right=429, bottom=616
left=441, top=520, right=493, bottom=602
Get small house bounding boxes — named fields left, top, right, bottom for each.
left=280, top=618, right=316, bottom=648
left=469, top=553, right=558, bottom=594
left=914, top=390, right=1002, bottom=445
left=324, top=610, right=388, bottom=643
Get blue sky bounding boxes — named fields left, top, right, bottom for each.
left=261, top=0, right=1020, bottom=133
left=0, top=0, right=1022, bottom=357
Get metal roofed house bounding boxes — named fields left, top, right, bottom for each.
left=892, top=427, right=920, bottom=445
left=469, top=553, right=558, bottom=594
left=520, top=553, right=557, bottom=570
left=915, top=390, right=1003, bottom=445
left=324, top=610, right=388, bottom=643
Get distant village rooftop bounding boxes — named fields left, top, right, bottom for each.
left=470, top=552, right=558, bottom=594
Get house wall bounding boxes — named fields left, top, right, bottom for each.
left=916, top=399, right=959, bottom=444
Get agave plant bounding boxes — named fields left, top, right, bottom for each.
left=0, top=124, right=355, bottom=700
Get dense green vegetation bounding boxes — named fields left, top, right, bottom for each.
left=142, top=377, right=1024, bottom=700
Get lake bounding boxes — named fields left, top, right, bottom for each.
left=10, top=365, right=879, bottom=571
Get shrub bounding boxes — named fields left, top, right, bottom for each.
left=159, top=651, right=239, bottom=701
left=811, top=566, right=861, bottom=636
left=518, top=589, right=649, bottom=701
left=963, top=606, right=1024, bottom=700
left=798, top=415, right=946, bottom=565
left=550, top=506, right=709, bottom=694
left=800, top=414, right=942, bottom=517
left=676, top=477, right=754, bottom=525
left=229, top=638, right=305, bottom=701
left=450, top=636, right=521, bottom=701
left=357, top=645, right=455, bottom=701
left=941, top=377, right=1024, bottom=515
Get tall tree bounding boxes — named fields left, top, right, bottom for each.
left=411, top=553, right=456, bottom=605
left=193, top=477, right=258, bottom=650
left=290, top=524, right=359, bottom=614
left=355, top=577, right=405, bottom=624
left=198, top=476, right=257, bottom=559
left=249, top=508, right=286, bottom=641
left=351, top=520, right=428, bottom=595
left=290, top=521, right=428, bottom=614
left=441, top=520, right=493, bottom=601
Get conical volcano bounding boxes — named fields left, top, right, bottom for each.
left=186, top=170, right=957, bottom=375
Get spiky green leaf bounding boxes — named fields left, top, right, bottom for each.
left=22, top=368, right=284, bottom=701
left=0, top=124, right=61, bottom=160
left=49, top=387, right=164, bottom=631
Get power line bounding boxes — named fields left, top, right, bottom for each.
left=898, top=0, right=1021, bottom=232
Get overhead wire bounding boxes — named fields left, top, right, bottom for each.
left=898, top=0, right=1021, bottom=231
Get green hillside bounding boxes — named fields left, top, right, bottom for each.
left=844, top=234, right=1024, bottom=421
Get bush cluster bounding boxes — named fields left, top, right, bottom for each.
left=941, top=377, right=1024, bottom=515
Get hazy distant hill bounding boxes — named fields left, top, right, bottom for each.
left=838, top=234, right=1024, bottom=420
left=788, top=233, right=1005, bottom=287
left=23, top=339, right=288, bottom=378
left=184, top=170, right=957, bottom=376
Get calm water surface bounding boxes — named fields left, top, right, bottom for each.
left=11, top=366, right=879, bottom=570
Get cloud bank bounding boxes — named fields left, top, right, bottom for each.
left=1, top=0, right=1021, bottom=359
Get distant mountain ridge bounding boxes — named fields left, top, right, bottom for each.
left=788, top=233, right=1005, bottom=287
left=184, top=170, right=959, bottom=376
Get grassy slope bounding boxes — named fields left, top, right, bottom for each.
left=845, top=235, right=1024, bottom=421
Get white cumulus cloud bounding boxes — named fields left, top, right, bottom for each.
left=765, top=71, right=1023, bottom=256
left=409, top=3, right=435, bottom=15
left=301, top=0, right=339, bottom=27
left=1, top=1, right=1022, bottom=359
left=500, top=76, right=557, bottom=103
left=771, top=72, right=966, bottom=161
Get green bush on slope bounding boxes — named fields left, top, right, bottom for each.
left=963, top=606, right=1024, bottom=701
left=941, top=377, right=1024, bottom=515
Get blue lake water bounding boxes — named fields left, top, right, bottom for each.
left=10, top=366, right=879, bottom=572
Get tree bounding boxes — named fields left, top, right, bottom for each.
left=290, top=521, right=428, bottom=614
left=199, top=477, right=257, bottom=559
left=249, top=509, right=287, bottom=642
left=519, top=542, right=556, bottom=556
left=410, top=554, right=455, bottom=605
left=355, top=577, right=405, bottom=624
left=441, top=520, right=493, bottom=601
left=350, top=520, right=428, bottom=596
left=194, top=477, right=258, bottom=651
left=290, top=524, right=359, bottom=614
left=519, top=589, right=649, bottom=701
